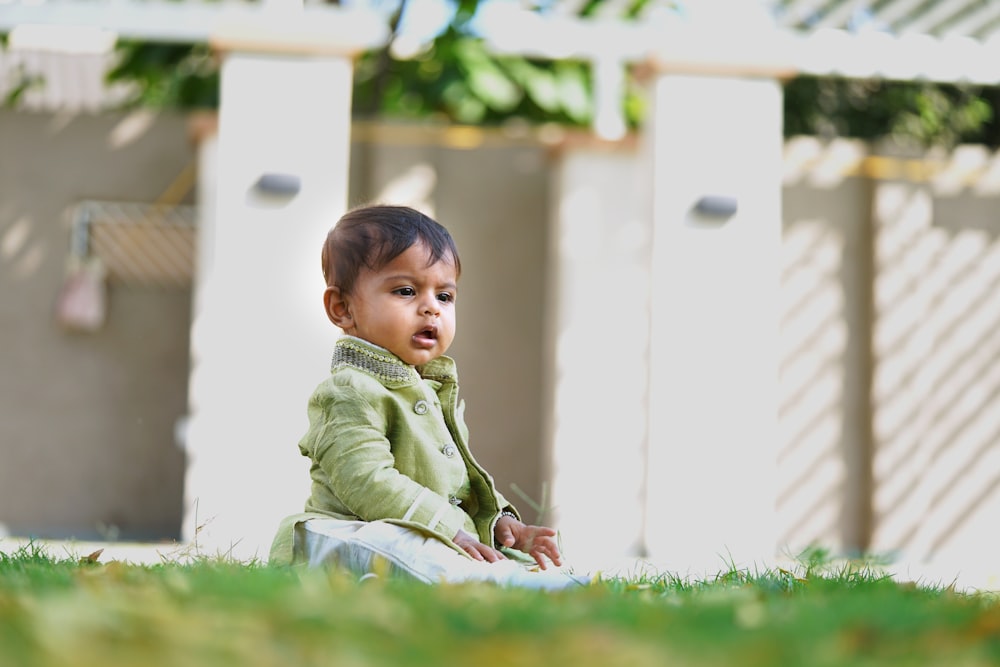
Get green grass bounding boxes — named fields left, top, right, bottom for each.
left=1, top=542, right=998, bottom=667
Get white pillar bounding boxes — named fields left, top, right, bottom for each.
left=183, top=19, right=382, bottom=560
left=642, top=72, right=783, bottom=573
left=545, top=141, right=651, bottom=571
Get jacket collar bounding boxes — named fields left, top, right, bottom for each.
left=331, top=336, right=457, bottom=387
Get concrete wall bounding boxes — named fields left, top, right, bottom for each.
left=0, top=109, right=193, bottom=541
left=779, top=138, right=1000, bottom=564
left=868, top=145, right=1000, bottom=565
left=779, top=138, right=875, bottom=554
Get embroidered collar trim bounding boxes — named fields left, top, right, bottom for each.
left=331, top=337, right=418, bottom=386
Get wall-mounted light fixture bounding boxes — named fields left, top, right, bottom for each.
left=693, top=195, right=738, bottom=219
left=246, top=173, right=302, bottom=209
left=252, top=173, right=302, bottom=197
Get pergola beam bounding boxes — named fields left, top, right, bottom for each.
left=0, top=0, right=387, bottom=52
left=481, top=7, right=1000, bottom=85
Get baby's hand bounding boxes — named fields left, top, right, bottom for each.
left=494, top=514, right=563, bottom=570
left=453, top=529, right=506, bottom=563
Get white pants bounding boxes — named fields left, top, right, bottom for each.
left=298, top=519, right=590, bottom=590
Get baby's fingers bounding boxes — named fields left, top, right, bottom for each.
left=530, top=537, right=563, bottom=569
left=474, top=542, right=506, bottom=563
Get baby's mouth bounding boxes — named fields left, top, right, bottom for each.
left=413, top=327, right=438, bottom=345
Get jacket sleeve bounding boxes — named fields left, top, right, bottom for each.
left=306, top=384, right=470, bottom=540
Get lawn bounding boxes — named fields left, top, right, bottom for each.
left=1, top=543, right=998, bottom=667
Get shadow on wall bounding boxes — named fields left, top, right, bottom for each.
left=778, top=151, right=869, bottom=555
left=871, top=180, right=1000, bottom=561
left=778, top=138, right=1000, bottom=562
left=1, top=214, right=48, bottom=281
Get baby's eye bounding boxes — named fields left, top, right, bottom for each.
left=437, top=292, right=454, bottom=303
left=393, top=287, right=416, bottom=297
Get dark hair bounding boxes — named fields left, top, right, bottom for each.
left=322, top=205, right=461, bottom=295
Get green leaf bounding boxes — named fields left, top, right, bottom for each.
left=443, top=79, right=487, bottom=124
left=555, top=62, right=592, bottom=124
left=455, top=39, right=521, bottom=112
left=502, top=58, right=561, bottom=113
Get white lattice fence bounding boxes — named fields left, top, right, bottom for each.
left=78, top=201, right=197, bottom=287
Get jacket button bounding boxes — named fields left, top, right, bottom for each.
left=442, top=444, right=457, bottom=458
left=414, top=400, right=429, bottom=415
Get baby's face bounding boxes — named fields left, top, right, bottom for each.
left=345, top=242, right=458, bottom=366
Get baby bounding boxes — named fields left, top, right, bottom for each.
left=270, top=204, right=582, bottom=588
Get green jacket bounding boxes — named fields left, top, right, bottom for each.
left=269, top=336, right=517, bottom=565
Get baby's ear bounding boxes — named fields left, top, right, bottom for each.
left=323, top=286, right=353, bottom=329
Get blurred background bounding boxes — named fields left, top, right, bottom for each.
left=2, top=0, right=1000, bottom=574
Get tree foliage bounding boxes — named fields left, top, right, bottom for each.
left=98, top=2, right=999, bottom=149
left=107, top=41, right=219, bottom=108
left=784, top=76, right=998, bottom=149
left=353, top=35, right=594, bottom=126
